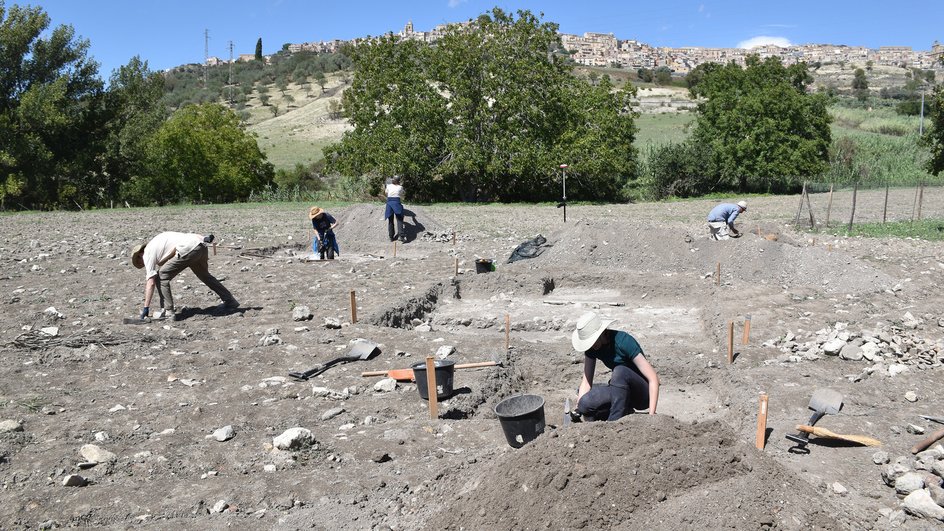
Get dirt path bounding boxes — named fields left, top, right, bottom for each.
left=0, top=195, right=942, bottom=529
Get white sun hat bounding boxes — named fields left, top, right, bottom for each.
left=572, top=311, right=618, bottom=352
left=737, top=200, right=747, bottom=210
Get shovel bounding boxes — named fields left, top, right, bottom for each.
left=785, top=388, right=843, bottom=448
left=289, top=341, right=380, bottom=381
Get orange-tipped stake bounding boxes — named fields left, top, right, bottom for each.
left=426, top=356, right=438, bottom=420
left=350, top=290, right=357, bottom=324
left=727, top=321, right=734, bottom=364
left=756, top=393, right=769, bottom=449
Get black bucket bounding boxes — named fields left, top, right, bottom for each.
left=411, top=359, right=455, bottom=401
left=475, top=258, right=494, bottom=274
left=494, top=394, right=545, bottom=448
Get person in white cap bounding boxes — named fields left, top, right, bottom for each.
left=707, top=200, right=747, bottom=240
left=571, top=311, right=660, bottom=421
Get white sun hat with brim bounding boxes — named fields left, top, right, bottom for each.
left=737, top=200, right=747, bottom=210
left=572, top=311, right=618, bottom=352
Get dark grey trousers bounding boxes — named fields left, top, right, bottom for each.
left=158, top=245, right=236, bottom=311
left=577, top=364, right=650, bottom=421
left=387, top=215, right=404, bottom=241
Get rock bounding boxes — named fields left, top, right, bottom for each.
left=259, top=334, right=282, bottom=346
left=905, top=391, right=918, bottom=402
left=94, top=431, right=109, bottom=442
left=292, top=306, right=313, bottom=321
left=873, top=451, right=890, bottom=465
left=928, top=483, right=944, bottom=508
left=211, top=500, right=229, bottom=513
left=902, top=489, right=944, bottom=521
left=371, top=452, right=392, bottom=463
left=822, top=338, right=846, bottom=356
left=39, top=326, right=59, bottom=337
left=832, top=482, right=848, bottom=495
left=888, top=364, right=909, bottom=377
left=80, top=444, right=117, bottom=464
left=860, top=342, right=881, bottom=361
left=0, top=419, right=23, bottom=433
left=43, top=307, right=64, bottom=320
left=933, top=461, right=944, bottom=479
left=884, top=462, right=914, bottom=486
left=323, top=317, right=341, bottom=329
left=907, top=424, right=926, bottom=435
left=374, top=378, right=397, bottom=392
left=273, top=427, right=313, bottom=450
left=896, top=472, right=925, bottom=495
left=435, top=345, right=455, bottom=359
left=263, top=464, right=277, bottom=473
left=62, top=474, right=87, bottom=487
left=886, top=509, right=907, bottom=527
left=212, top=425, right=235, bottom=442
left=839, top=343, right=863, bottom=361
left=414, top=324, right=432, bottom=332
left=321, top=407, right=344, bottom=421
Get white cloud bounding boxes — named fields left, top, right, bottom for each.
left=447, top=0, right=467, bottom=7
left=737, top=36, right=792, bottom=49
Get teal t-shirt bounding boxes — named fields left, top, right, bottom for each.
left=587, top=330, right=643, bottom=370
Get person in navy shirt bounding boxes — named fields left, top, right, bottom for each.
left=572, top=312, right=660, bottom=421
left=707, top=200, right=747, bottom=240
left=309, top=206, right=339, bottom=259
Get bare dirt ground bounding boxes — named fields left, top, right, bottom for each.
left=1, top=193, right=943, bottom=530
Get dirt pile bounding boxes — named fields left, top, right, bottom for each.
left=425, top=414, right=854, bottom=530
left=334, top=203, right=452, bottom=250
left=534, top=219, right=895, bottom=295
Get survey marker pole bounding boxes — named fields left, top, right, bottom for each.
left=559, top=164, right=568, bottom=223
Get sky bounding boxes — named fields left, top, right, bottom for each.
left=27, top=0, right=944, bottom=80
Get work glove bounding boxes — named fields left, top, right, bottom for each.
left=203, top=234, right=215, bottom=244
left=139, top=307, right=150, bottom=320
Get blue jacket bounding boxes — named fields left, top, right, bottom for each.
left=707, top=203, right=742, bottom=225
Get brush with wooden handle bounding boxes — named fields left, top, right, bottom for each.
left=796, top=425, right=882, bottom=447
left=911, top=427, right=944, bottom=454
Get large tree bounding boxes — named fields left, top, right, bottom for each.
left=689, top=56, right=831, bottom=192
left=124, top=103, right=273, bottom=204
left=325, top=8, right=638, bottom=201
left=852, top=68, right=868, bottom=102
left=925, top=84, right=944, bottom=176
left=0, top=1, right=103, bottom=209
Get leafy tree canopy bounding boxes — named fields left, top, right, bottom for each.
left=325, top=8, right=638, bottom=201
left=925, top=84, right=944, bottom=176
left=689, top=55, right=831, bottom=192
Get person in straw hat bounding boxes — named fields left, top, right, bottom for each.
left=309, top=206, right=339, bottom=260
left=130, top=232, right=238, bottom=321
left=571, top=311, right=660, bottom=421
left=707, top=200, right=747, bottom=240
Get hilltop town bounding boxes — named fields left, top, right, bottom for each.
left=271, top=20, right=944, bottom=74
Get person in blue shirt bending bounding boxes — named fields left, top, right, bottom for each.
left=707, top=200, right=747, bottom=240
left=572, top=312, right=660, bottom=421
left=309, top=206, right=339, bottom=260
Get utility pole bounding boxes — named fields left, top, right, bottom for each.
left=204, top=29, right=210, bottom=89
left=228, top=40, right=234, bottom=104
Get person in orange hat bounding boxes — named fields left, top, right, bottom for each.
left=309, top=206, right=339, bottom=260
left=571, top=311, right=660, bottom=421
left=130, top=232, right=237, bottom=321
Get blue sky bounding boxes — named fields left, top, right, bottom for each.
left=30, top=0, right=944, bottom=79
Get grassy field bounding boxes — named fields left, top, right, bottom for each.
left=634, top=112, right=694, bottom=151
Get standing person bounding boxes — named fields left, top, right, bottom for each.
left=309, top=206, right=339, bottom=260
left=131, top=232, right=238, bottom=321
left=384, top=175, right=406, bottom=243
left=572, top=312, right=660, bottom=421
left=707, top=200, right=747, bottom=240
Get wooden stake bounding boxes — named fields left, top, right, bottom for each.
left=882, top=183, right=889, bottom=224
left=452, top=231, right=456, bottom=246
left=804, top=189, right=816, bottom=229
left=425, top=356, right=438, bottom=419
left=794, top=182, right=807, bottom=228
left=917, top=182, right=924, bottom=221
left=824, top=183, right=834, bottom=228
left=847, top=182, right=858, bottom=232
left=212, top=243, right=217, bottom=256
left=742, top=315, right=752, bottom=345
left=755, top=393, right=769, bottom=450
left=727, top=321, right=734, bottom=364
left=454, top=257, right=459, bottom=276
left=715, top=262, right=721, bottom=286
left=505, top=314, right=511, bottom=350
left=350, top=290, right=357, bottom=323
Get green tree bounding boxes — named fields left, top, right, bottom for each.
left=127, top=103, right=273, bottom=204
left=925, top=84, right=944, bottom=175
left=101, top=56, right=167, bottom=202
left=325, top=8, right=638, bottom=201
left=0, top=1, right=103, bottom=209
left=689, top=55, right=831, bottom=192
left=313, top=71, right=327, bottom=93
left=654, top=66, right=673, bottom=85
left=852, top=68, right=869, bottom=102
left=637, top=67, right=653, bottom=83
left=255, top=38, right=263, bottom=61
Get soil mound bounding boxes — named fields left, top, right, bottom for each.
left=334, top=203, right=452, bottom=251
left=427, top=415, right=852, bottom=530
left=532, top=219, right=894, bottom=295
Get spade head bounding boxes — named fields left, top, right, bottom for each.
left=809, top=388, right=843, bottom=415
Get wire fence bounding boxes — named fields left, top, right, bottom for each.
left=794, top=181, right=942, bottom=229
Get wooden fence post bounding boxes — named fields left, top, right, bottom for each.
left=794, top=182, right=807, bottom=228
left=824, top=183, right=834, bottom=228
left=804, top=189, right=817, bottom=229
left=917, top=182, right=925, bottom=221
left=882, top=183, right=889, bottom=224
left=847, top=182, right=858, bottom=232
